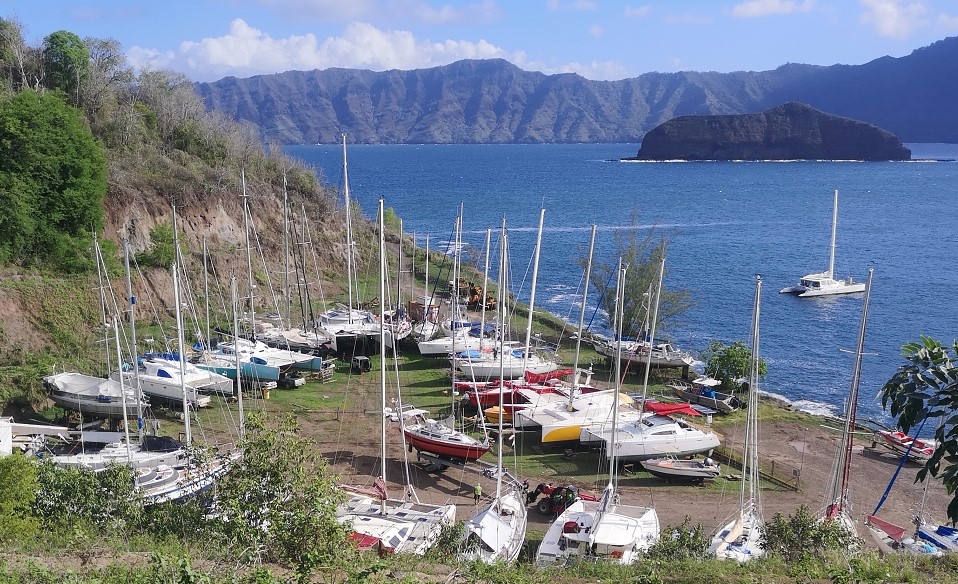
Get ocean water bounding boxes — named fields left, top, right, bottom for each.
left=286, top=143, right=958, bottom=427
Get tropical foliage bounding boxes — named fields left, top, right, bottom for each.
left=761, top=505, right=859, bottom=563
left=701, top=339, right=767, bottom=395
left=0, top=89, right=106, bottom=271
left=584, top=215, right=693, bottom=335
left=879, top=336, right=958, bottom=523
left=207, top=411, right=353, bottom=580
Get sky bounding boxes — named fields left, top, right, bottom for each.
left=4, top=0, right=958, bottom=82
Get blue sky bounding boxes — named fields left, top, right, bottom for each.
left=5, top=0, right=958, bottom=82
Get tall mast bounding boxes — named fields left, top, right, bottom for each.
left=377, top=198, right=388, bottom=515
left=742, top=275, right=763, bottom=515
left=242, top=170, right=256, bottom=337
left=639, top=252, right=667, bottom=414
left=522, top=208, right=546, bottom=371
left=342, top=134, right=355, bottom=323
left=827, top=189, right=839, bottom=279
left=494, top=225, right=508, bottom=503
left=478, top=228, right=492, bottom=351
left=202, top=237, right=211, bottom=355
left=112, top=317, right=132, bottom=464
left=94, top=237, right=112, bottom=374
left=123, top=238, right=143, bottom=429
left=604, top=259, right=627, bottom=513
left=570, top=225, right=597, bottom=407
left=825, top=268, right=873, bottom=520
left=282, top=172, right=292, bottom=326
left=173, top=262, right=191, bottom=447
left=395, top=218, right=403, bottom=321
left=232, top=274, right=245, bottom=441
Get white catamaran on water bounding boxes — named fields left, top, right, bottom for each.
left=780, top=189, right=865, bottom=297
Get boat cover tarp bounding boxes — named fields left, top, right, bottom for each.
left=525, top=369, right=573, bottom=383
left=644, top=401, right=701, bottom=417
left=867, top=515, right=907, bottom=542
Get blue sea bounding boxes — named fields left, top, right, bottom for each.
left=286, top=143, right=958, bottom=428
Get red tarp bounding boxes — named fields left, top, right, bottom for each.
left=525, top=369, right=573, bottom=383
left=644, top=401, right=701, bottom=417
left=867, top=515, right=907, bottom=542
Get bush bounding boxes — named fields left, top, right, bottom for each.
left=761, top=505, right=858, bottom=563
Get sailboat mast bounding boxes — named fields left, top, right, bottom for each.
left=377, top=198, right=388, bottom=515
left=639, top=253, right=667, bottom=414
left=827, top=190, right=839, bottom=279
left=607, top=259, right=627, bottom=508
left=202, top=238, right=211, bottom=357
left=94, top=237, right=112, bottom=374
left=232, top=274, right=245, bottom=440
left=173, top=263, right=192, bottom=447
left=495, top=226, right=508, bottom=503
left=570, top=225, right=597, bottom=407
left=838, top=267, right=873, bottom=507
left=478, top=228, right=492, bottom=351
left=112, top=317, right=132, bottom=464
left=241, top=170, right=256, bottom=336
left=342, top=135, right=355, bottom=323
left=123, top=238, right=143, bottom=428
left=743, top=275, right=763, bottom=513
left=395, top=218, right=403, bottom=321
left=522, top=209, right=546, bottom=371
left=282, top=173, right=292, bottom=327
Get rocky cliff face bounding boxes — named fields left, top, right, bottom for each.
left=196, top=37, right=958, bottom=144
left=631, top=102, right=911, bottom=161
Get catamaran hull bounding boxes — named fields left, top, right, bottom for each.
left=780, top=283, right=866, bottom=297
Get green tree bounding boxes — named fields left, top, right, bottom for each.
left=701, top=340, right=767, bottom=396
left=136, top=221, right=180, bottom=269
left=41, top=30, right=89, bottom=103
left=584, top=217, right=693, bottom=336
left=879, top=336, right=958, bottom=523
left=209, top=412, right=352, bottom=580
left=646, top=516, right=710, bottom=560
left=0, top=453, right=40, bottom=543
left=0, top=89, right=107, bottom=271
left=761, top=505, right=858, bottom=562
left=32, top=459, right=141, bottom=529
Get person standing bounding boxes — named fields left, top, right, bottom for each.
left=474, top=482, right=482, bottom=505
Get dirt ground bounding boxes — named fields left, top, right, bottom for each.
left=308, top=395, right=952, bottom=550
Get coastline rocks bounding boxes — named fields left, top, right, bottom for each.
left=630, top=102, right=911, bottom=161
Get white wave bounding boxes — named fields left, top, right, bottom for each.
left=758, top=389, right=838, bottom=418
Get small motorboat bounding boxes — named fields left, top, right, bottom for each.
left=641, top=456, right=720, bottom=483
left=875, top=430, right=937, bottom=462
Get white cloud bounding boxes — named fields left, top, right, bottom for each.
left=552, top=60, right=631, bottom=80
left=859, top=0, right=929, bottom=38
left=589, top=24, right=604, bottom=38
left=129, top=19, right=521, bottom=81
left=546, top=0, right=598, bottom=11
left=624, top=5, right=651, bottom=18
left=731, top=0, right=815, bottom=18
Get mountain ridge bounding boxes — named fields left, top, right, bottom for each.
left=196, top=37, right=958, bottom=144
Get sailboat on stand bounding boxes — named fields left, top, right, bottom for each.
left=336, top=198, right=456, bottom=555
left=582, top=252, right=720, bottom=462
left=535, top=261, right=660, bottom=566
left=461, top=225, right=528, bottom=564
left=708, top=275, right=764, bottom=562
left=822, top=268, right=874, bottom=537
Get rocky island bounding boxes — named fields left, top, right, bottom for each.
left=629, top=102, right=911, bottom=161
